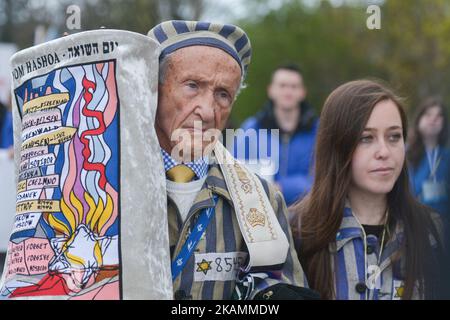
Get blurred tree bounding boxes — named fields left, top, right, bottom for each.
left=74, top=0, right=204, bottom=33
left=231, top=0, right=450, bottom=125
left=0, top=0, right=205, bottom=48
left=0, top=0, right=54, bottom=47
left=370, top=0, right=450, bottom=110
left=232, top=0, right=383, bottom=124
left=2, top=0, right=450, bottom=125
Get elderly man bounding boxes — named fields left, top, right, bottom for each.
left=148, top=20, right=314, bottom=300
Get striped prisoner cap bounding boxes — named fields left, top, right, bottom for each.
left=148, top=20, right=252, bottom=79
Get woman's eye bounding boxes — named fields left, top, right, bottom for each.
left=389, top=133, right=402, bottom=142
left=360, top=135, right=372, bottom=143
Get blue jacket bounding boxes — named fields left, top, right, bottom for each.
left=0, top=110, right=13, bottom=149
left=409, top=147, right=450, bottom=220
left=235, top=101, right=318, bottom=205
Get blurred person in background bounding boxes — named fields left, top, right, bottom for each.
left=407, top=97, right=450, bottom=249
left=0, top=99, right=13, bottom=152
left=238, top=64, right=318, bottom=206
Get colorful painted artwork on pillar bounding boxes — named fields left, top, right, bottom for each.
left=1, top=60, right=121, bottom=299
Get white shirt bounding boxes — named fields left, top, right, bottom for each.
left=166, top=176, right=207, bottom=222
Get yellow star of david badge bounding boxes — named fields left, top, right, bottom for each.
left=196, top=259, right=212, bottom=275
left=394, top=285, right=404, bottom=298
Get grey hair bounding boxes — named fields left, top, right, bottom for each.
left=158, top=54, right=172, bottom=85
left=158, top=53, right=247, bottom=100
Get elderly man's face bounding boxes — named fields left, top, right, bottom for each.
left=156, top=46, right=241, bottom=161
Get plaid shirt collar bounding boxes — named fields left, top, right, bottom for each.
left=160, top=148, right=209, bottom=180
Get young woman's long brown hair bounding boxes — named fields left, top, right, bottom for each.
left=407, top=96, right=449, bottom=168
left=290, top=79, right=447, bottom=299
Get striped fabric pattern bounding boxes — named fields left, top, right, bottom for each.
left=167, top=163, right=306, bottom=299
left=330, top=205, right=422, bottom=300
left=148, top=20, right=252, bottom=78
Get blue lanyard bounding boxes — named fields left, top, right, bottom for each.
left=426, top=147, right=441, bottom=181
left=171, top=195, right=218, bottom=282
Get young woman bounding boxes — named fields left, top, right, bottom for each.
left=290, top=80, right=448, bottom=300
left=407, top=97, right=450, bottom=247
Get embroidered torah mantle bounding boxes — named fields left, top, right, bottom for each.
left=0, top=29, right=173, bottom=300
